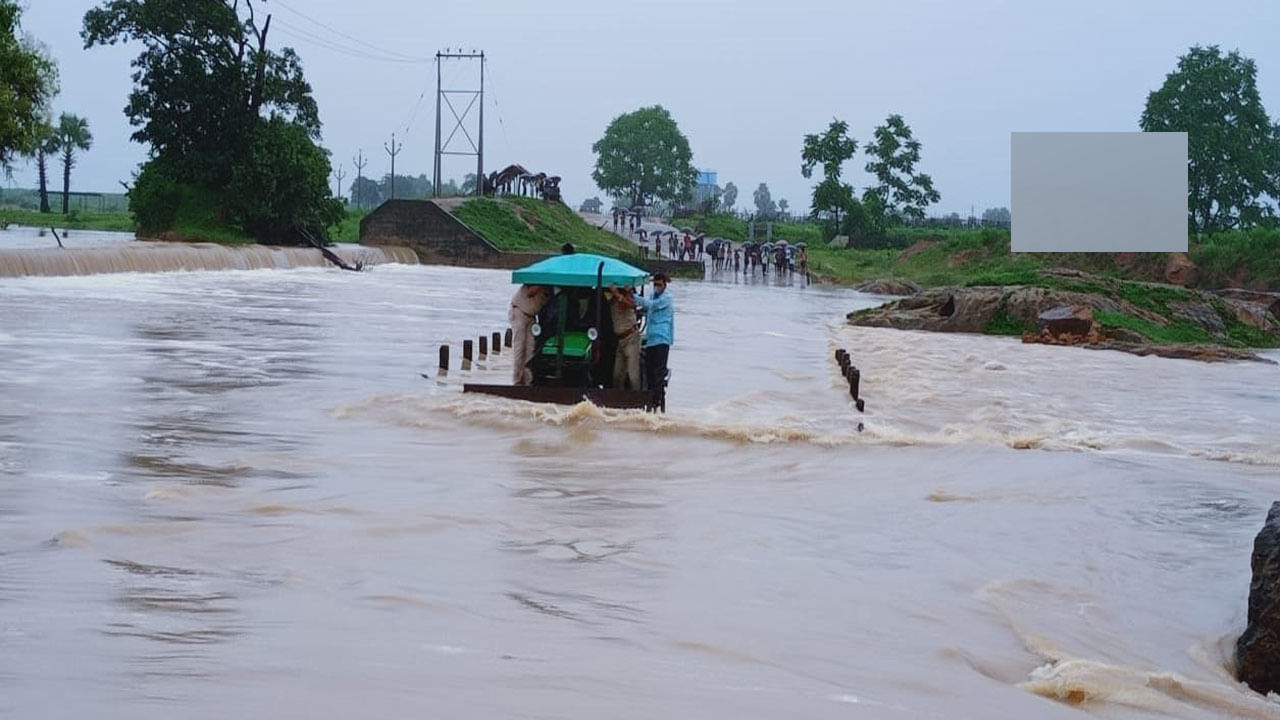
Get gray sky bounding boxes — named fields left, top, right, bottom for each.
left=9, top=0, right=1274, bottom=216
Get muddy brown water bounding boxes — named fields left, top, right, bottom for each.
left=2, top=240, right=1280, bottom=718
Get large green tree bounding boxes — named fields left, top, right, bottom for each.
left=1141, top=45, right=1280, bottom=233
left=801, top=119, right=858, bottom=230
left=0, top=0, right=58, bottom=174
left=55, top=113, right=92, bottom=214
left=864, top=114, right=939, bottom=222
left=83, top=0, right=337, bottom=242
left=592, top=105, right=696, bottom=208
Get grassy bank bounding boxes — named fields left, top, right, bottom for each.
left=0, top=208, right=136, bottom=233
left=809, top=226, right=1280, bottom=292
left=455, top=197, right=643, bottom=258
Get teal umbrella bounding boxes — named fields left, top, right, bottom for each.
left=511, top=252, right=649, bottom=288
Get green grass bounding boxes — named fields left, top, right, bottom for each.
left=0, top=207, right=135, bottom=232
left=153, top=187, right=254, bottom=244
left=984, top=307, right=1030, bottom=336
left=1191, top=227, right=1280, bottom=289
left=455, top=197, right=643, bottom=260
left=1094, top=310, right=1217, bottom=345
left=333, top=207, right=368, bottom=243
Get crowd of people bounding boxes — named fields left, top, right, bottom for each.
left=711, top=240, right=809, bottom=280
left=606, top=208, right=809, bottom=281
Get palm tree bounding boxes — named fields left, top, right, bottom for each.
left=55, top=113, right=92, bottom=214
left=32, top=122, right=56, bottom=214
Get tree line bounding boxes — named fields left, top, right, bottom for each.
left=346, top=173, right=479, bottom=209
left=589, top=44, right=1280, bottom=240
left=1, top=1, right=94, bottom=216
left=6, top=0, right=1275, bottom=243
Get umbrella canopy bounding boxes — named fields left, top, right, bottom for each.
left=511, top=253, right=648, bottom=288
left=679, top=227, right=693, bottom=233
left=795, top=241, right=808, bottom=248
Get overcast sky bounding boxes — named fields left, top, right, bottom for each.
left=9, top=0, right=1275, bottom=216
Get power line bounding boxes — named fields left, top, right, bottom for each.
left=271, top=20, right=429, bottom=65
left=484, top=60, right=515, bottom=161
left=271, top=0, right=433, bottom=63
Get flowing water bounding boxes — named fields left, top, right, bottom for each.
left=0, top=226, right=417, bottom=277
left=2, top=250, right=1279, bottom=719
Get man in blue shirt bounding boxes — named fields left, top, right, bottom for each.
left=633, top=273, right=673, bottom=412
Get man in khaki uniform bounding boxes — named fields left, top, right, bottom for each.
left=606, top=285, right=641, bottom=390
left=509, top=284, right=548, bottom=385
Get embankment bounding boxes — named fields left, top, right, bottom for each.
left=0, top=242, right=418, bottom=278
left=360, top=196, right=703, bottom=278
left=848, top=269, right=1280, bottom=362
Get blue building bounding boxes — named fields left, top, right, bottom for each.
left=692, top=169, right=718, bottom=206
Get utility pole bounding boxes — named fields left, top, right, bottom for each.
left=353, top=150, right=367, bottom=209
left=334, top=164, right=346, bottom=203
left=385, top=133, right=402, bottom=201
left=433, top=49, right=485, bottom=198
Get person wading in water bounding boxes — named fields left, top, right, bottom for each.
left=632, top=273, right=673, bottom=411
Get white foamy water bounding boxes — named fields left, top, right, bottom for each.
left=0, top=225, right=137, bottom=250
left=0, top=226, right=417, bottom=276
left=1, top=263, right=1278, bottom=719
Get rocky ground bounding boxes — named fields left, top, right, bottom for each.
left=848, top=269, right=1280, bottom=363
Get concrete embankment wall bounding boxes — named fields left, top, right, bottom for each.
left=0, top=243, right=419, bottom=278
left=359, top=199, right=703, bottom=277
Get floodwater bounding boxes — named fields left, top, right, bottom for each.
left=0, top=226, right=416, bottom=276
left=2, top=252, right=1279, bottom=719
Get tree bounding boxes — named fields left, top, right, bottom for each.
left=83, top=0, right=335, bottom=243
left=592, top=105, right=697, bottom=208
left=434, top=177, right=460, bottom=197
left=55, top=113, right=92, bottom=214
left=801, top=119, right=858, bottom=182
left=32, top=122, right=55, bottom=213
left=226, top=117, right=342, bottom=242
left=349, top=176, right=382, bottom=209
left=379, top=173, right=431, bottom=199
left=982, top=207, right=1011, bottom=224
left=812, top=178, right=853, bottom=228
left=0, top=0, right=58, bottom=174
left=778, top=198, right=789, bottom=216
left=722, top=181, right=738, bottom=211
left=865, top=114, right=940, bottom=223
left=801, top=119, right=858, bottom=235
left=753, top=182, right=776, bottom=219
left=1141, top=45, right=1280, bottom=233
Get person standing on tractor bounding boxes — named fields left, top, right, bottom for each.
left=605, top=285, right=641, bottom=390
left=633, top=273, right=674, bottom=411
left=509, top=284, right=549, bottom=385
